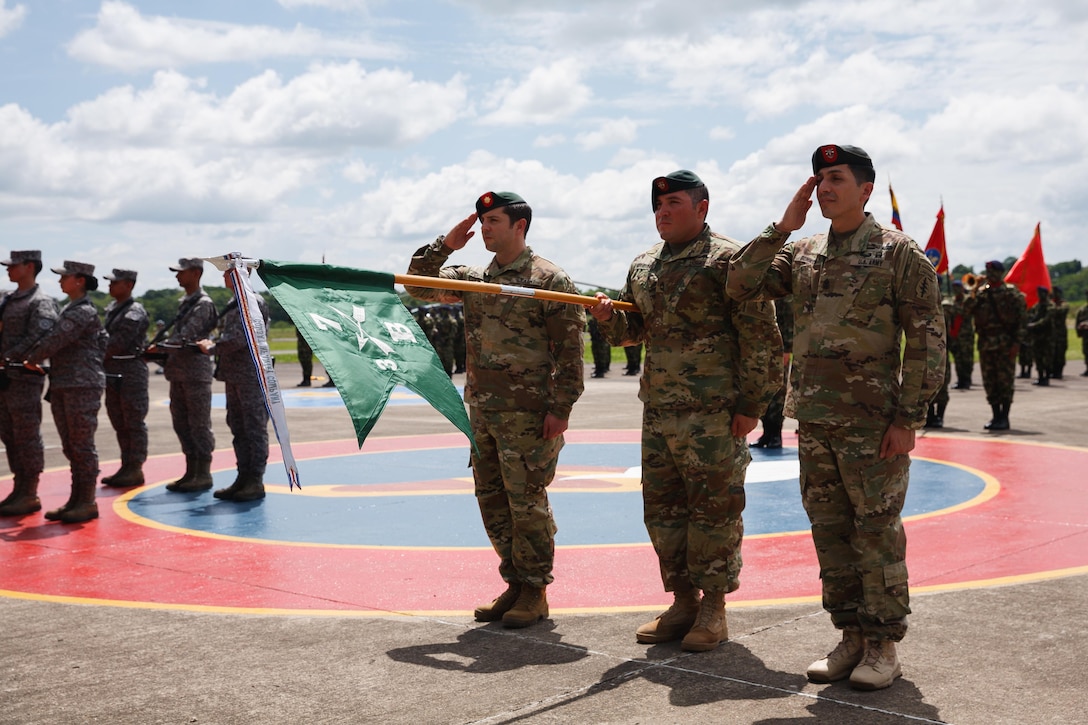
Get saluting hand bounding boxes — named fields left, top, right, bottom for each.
left=442, top=213, right=479, bottom=251
left=776, top=177, right=817, bottom=234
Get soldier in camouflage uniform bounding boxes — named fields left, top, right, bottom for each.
left=1049, top=286, right=1069, bottom=380
left=452, top=304, right=466, bottom=374
left=926, top=299, right=954, bottom=428
left=946, top=280, right=977, bottom=389
left=1026, top=286, right=1054, bottom=387
left=590, top=170, right=782, bottom=653
left=588, top=316, right=611, bottom=378
left=432, top=306, right=456, bottom=377
left=406, top=191, right=585, bottom=629
left=727, top=146, right=946, bottom=690
left=101, top=269, right=150, bottom=488
left=148, top=258, right=218, bottom=493
left=754, top=297, right=794, bottom=448
left=25, top=262, right=107, bottom=523
left=973, top=260, right=1027, bottom=430
left=0, top=250, right=59, bottom=517
left=196, top=270, right=270, bottom=502
left=1076, top=290, right=1088, bottom=376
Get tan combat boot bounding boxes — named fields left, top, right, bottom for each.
left=501, top=585, right=548, bottom=628
left=103, top=463, right=145, bottom=488
left=165, top=458, right=195, bottom=491
left=636, top=587, right=701, bottom=644
left=680, top=590, right=727, bottom=652
left=169, top=458, right=213, bottom=493
left=473, top=583, right=521, bottom=622
left=0, top=477, right=42, bottom=516
left=849, top=639, right=902, bottom=691
left=807, top=629, right=865, bottom=683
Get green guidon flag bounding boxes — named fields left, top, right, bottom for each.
left=257, top=260, right=472, bottom=446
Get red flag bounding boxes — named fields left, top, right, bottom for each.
left=889, top=184, right=903, bottom=231
left=1005, top=223, right=1051, bottom=308
left=923, top=205, right=947, bottom=274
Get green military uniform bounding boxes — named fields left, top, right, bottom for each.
left=755, top=297, right=793, bottom=447
left=601, top=222, right=781, bottom=596
left=946, top=284, right=976, bottom=388
left=405, top=208, right=585, bottom=592
left=1049, top=289, right=1069, bottom=379
left=1025, top=290, right=1054, bottom=386
left=1076, top=295, right=1088, bottom=376
left=973, top=267, right=1027, bottom=429
left=728, top=212, right=946, bottom=642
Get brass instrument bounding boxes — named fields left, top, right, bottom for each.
left=961, top=273, right=986, bottom=296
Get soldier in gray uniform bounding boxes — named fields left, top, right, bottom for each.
left=101, top=269, right=150, bottom=488
left=196, top=269, right=270, bottom=502
left=590, top=171, right=781, bottom=653
left=0, top=250, right=59, bottom=517
left=147, top=258, right=218, bottom=493
left=24, top=261, right=107, bottom=523
left=405, top=191, right=585, bottom=629
left=728, top=145, right=946, bottom=690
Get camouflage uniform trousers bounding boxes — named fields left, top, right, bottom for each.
left=949, top=334, right=975, bottom=385
left=105, top=362, right=149, bottom=467
left=979, top=347, right=1016, bottom=407
left=48, top=387, right=102, bottom=490
left=225, top=376, right=269, bottom=476
left=798, top=422, right=910, bottom=642
left=934, top=354, right=951, bottom=408
left=642, top=406, right=749, bottom=595
left=168, top=379, right=215, bottom=460
left=470, top=407, right=561, bottom=588
left=0, top=375, right=47, bottom=484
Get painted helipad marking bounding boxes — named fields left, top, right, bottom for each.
left=1, top=431, right=1086, bottom=617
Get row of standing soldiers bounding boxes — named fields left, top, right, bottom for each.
left=411, top=304, right=466, bottom=377
left=0, top=252, right=270, bottom=524
left=931, top=260, right=1079, bottom=431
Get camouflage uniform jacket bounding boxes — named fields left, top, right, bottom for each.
left=1050, top=300, right=1069, bottom=344
left=104, top=298, right=149, bottom=372
left=1, top=284, right=59, bottom=362
left=973, top=283, right=1026, bottom=353
left=212, top=296, right=270, bottom=383
left=1026, top=298, right=1053, bottom=341
left=406, top=240, right=585, bottom=418
left=164, top=288, right=217, bottom=383
left=944, top=295, right=976, bottom=343
left=26, top=296, right=107, bottom=391
left=601, top=224, right=781, bottom=416
left=727, top=214, right=946, bottom=431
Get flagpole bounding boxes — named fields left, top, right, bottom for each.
left=394, top=273, right=640, bottom=312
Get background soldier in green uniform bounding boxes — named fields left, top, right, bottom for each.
left=590, top=170, right=781, bottom=653
left=101, top=269, right=150, bottom=488
left=973, top=260, right=1027, bottom=430
left=1049, top=286, right=1069, bottom=380
left=728, top=145, right=946, bottom=691
left=1026, top=286, right=1054, bottom=386
left=754, top=297, right=793, bottom=448
left=1076, top=290, right=1088, bottom=376
left=947, top=280, right=977, bottom=389
left=26, top=261, right=107, bottom=523
left=405, top=191, right=585, bottom=629
left=0, top=250, right=58, bottom=517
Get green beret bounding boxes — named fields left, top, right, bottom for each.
left=651, top=170, right=705, bottom=208
left=476, top=191, right=525, bottom=217
left=812, top=144, right=873, bottom=174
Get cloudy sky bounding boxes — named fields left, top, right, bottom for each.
left=1, top=0, right=1085, bottom=292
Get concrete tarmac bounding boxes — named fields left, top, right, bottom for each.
left=2, top=360, right=1087, bottom=724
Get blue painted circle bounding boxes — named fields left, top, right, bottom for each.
left=127, top=443, right=986, bottom=547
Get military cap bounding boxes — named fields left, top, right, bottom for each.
left=985, top=260, right=1005, bottom=273
left=1, top=250, right=42, bottom=266
left=104, top=268, right=138, bottom=282
left=1053, top=286, right=1063, bottom=296
left=651, top=170, right=705, bottom=208
left=952, top=279, right=964, bottom=287
left=475, top=191, right=525, bottom=217
left=169, top=257, right=205, bottom=272
left=51, top=260, right=96, bottom=278
left=812, top=144, right=874, bottom=174
left=1037, top=285, right=1049, bottom=294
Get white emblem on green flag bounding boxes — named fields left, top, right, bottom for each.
left=257, top=260, right=472, bottom=446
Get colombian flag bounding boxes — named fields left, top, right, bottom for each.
left=889, top=184, right=903, bottom=231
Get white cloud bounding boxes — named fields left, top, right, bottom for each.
left=576, top=117, right=641, bottom=150
left=278, top=0, right=373, bottom=9
left=67, top=1, right=401, bottom=71
left=0, top=0, right=26, bottom=38
left=480, top=59, right=593, bottom=125
left=709, top=126, right=735, bottom=141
